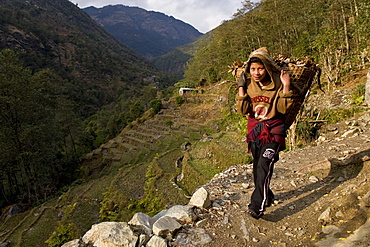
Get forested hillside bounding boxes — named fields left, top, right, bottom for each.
left=152, top=32, right=213, bottom=77
left=182, top=0, right=369, bottom=90
left=0, top=0, right=162, bottom=209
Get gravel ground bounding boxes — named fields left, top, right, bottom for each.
left=170, top=84, right=370, bottom=247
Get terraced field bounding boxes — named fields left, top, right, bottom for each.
left=0, top=81, right=252, bottom=246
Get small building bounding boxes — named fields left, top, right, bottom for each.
left=179, top=88, right=198, bottom=96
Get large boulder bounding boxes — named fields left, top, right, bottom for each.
left=152, top=216, right=182, bottom=238
left=82, top=222, right=137, bottom=247
left=164, top=205, right=196, bottom=223
left=188, top=187, right=211, bottom=209
left=0, top=242, right=11, bottom=247
left=128, top=212, right=153, bottom=235
left=1, top=204, right=27, bottom=220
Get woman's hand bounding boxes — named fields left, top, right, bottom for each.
left=280, top=70, right=291, bottom=93
left=238, top=85, right=246, bottom=96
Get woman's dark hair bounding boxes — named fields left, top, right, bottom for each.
left=249, top=57, right=263, bottom=64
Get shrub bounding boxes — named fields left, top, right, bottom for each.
left=165, top=120, right=174, bottom=129
left=150, top=99, right=162, bottom=114
left=45, top=223, right=77, bottom=247
left=352, top=84, right=365, bottom=105
left=99, top=191, right=119, bottom=222
left=175, top=96, right=185, bottom=106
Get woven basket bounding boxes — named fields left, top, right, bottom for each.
left=283, top=65, right=319, bottom=128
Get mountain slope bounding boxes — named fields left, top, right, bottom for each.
left=0, top=81, right=245, bottom=246
left=84, top=5, right=203, bottom=59
left=0, top=0, right=163, bottom=210
left=0, top=0, right=158, bottom=115
left=152, top=31, right=213, bottom=76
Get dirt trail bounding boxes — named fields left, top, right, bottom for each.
left=179, top=101, right=370, bottom=247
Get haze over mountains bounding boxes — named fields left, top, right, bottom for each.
left=84, top=5, right=203, bottom=59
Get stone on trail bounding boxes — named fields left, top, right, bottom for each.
left=318, top=207, right=331, bottom=223
left=152, top=216, right=182, bottom=237
left=128, top=212, right=153, bottom=235
left=164, top=205, right=196, bottom=223
left=189, top=187, right=211, bottom=209
left=82, top=222, right=137, bottom=247
left=361, top=191, right=370, bottom=207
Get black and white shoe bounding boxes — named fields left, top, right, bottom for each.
left=245, top=209, right=264, bottom=219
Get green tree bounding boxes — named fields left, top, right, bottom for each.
left=183, top=0, right=369, bottom=90
left=0, top=50, right=83, bottom=206
left=165, top=120, right=174, bottom=130
left=150, top=99, right=162, bottom=114
left=130, top=100, right=145, bottom=121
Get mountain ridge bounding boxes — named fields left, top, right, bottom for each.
left=84, top=5, right=203, bottom=59
left=0, top=0, right=159, bottom=114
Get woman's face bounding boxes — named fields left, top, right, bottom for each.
left=249, top=62, right=268, bottom=83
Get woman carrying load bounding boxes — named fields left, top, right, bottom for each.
left=235, top=47, right=295, bottom=219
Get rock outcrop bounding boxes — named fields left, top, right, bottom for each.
left=63, top=108, right=370, bottom=246
left=62, top=187, right=212, bottom=247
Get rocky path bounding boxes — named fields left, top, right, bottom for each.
left=181, top=110, right=370, bottom=247
left=60, top=79, right=370, bottom=247
left=60, top=108, right=370, bottom=247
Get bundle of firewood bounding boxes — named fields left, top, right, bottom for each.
left=227, top=61, right=246, bottom=110
left=228, top=60, right=247, bottom=81
left=274, top=54, right=316, bottom=68
left=273, top=55, right=321, bottom=95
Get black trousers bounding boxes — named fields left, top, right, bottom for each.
left=249, top=142, right=280, bottom=214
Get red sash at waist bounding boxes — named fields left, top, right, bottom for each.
left=246, top=117, right=286, bottom=152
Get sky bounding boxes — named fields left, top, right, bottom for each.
left=69, top=0, right=244, bottom=33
